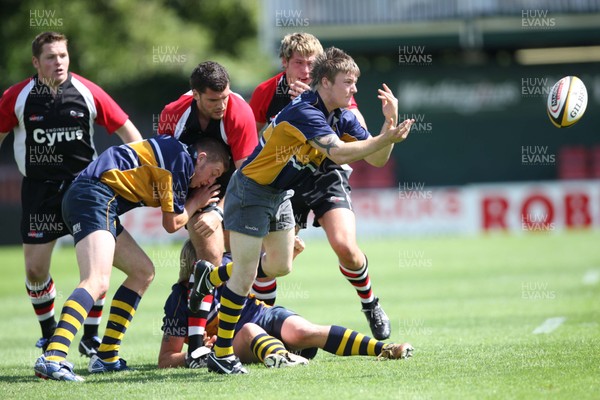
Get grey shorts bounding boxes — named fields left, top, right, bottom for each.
left=224, top=171, right=295, bottom=237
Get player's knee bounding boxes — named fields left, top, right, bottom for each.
left=141, top=261, right=156, bottom=287
left=264, top=260, right=293, bottom=277
left=330, top=241, right=363, bottom=268
left=194, top=244, right=222, bottom=266
left=130, top=259, right=155, bottom=289
left=96, top=279, right=111, bottom=296
left=289, top=322, right=321, bottom=343
left=24, top=262, right=49, bottom=282
left=189, top=233, right=223, bottom=265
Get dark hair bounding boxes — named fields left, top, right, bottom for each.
left=32, top=31, right=67, bottom=58
left=189, top=61, right=230, bottom=93
left=191, top=137, right=231, bottom=171
left=311, top=47, right=360, bottom=89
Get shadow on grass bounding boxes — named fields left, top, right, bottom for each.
left=81, top=363, right=240, bottom=384
left=0, top=374, right=44, bottom=383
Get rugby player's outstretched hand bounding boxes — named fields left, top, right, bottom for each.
left=384, top=118, right=414, bottom=144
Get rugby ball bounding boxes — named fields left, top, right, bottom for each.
left=547, top=76, right=588, bottom=128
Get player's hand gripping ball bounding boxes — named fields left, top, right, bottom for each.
left=547, top=76, right=588, bottom=128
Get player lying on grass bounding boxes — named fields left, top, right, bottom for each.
left=34, top=136, right=230, bottom=382
left=158, top=240, right=413, bottom=369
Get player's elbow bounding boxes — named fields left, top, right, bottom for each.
left=327, top=151, right=354, bottom=166
left=162, top=222, right=179, bottom=234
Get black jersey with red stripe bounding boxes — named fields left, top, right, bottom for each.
left=157, top=90, right=258, bottom=195
left=249, top=72, right=290, bottom=126
left=0, top=73, right=128, bottom=180
left=157, top=90, right=257, bottom=165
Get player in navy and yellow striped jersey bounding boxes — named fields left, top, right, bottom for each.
left=210, top=47, right=415, bottom=374
left=33, top=136, right=230, bottom=381
left=158, top=241, right=413, bottom=370
left=250, top=33, right=390, bottom=342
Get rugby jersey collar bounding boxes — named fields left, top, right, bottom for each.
left=306, top=90, right=343, bottom=125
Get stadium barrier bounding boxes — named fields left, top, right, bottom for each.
left=86, top=179, right=599, bottom=244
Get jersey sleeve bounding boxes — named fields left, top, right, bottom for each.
left=157, top=93, right=192, bottom=136
left=166, top=154, right=193, bottom=214
left=72, top=73, right=128, bottom=134
left=284, top=102, right=336, bottom=143
left=0, top=81, right=28, bottom=132
left=249, top=76, right=278, bottom=124
left=223, top=94, right=259, bottom=162
left=340, top=109, right=371, bottom=140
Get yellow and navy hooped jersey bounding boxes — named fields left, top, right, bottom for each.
left=77, top=135, right=194, bottom=214
left=240, top=90, right=370, bottom=190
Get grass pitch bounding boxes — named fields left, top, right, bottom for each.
left=0, top=230, right=598, bottom=399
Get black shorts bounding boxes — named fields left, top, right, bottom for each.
left=20, top=177, right=72, bottom=244
left=291, top=160, right=353, bottom=229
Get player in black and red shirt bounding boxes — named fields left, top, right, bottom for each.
left=158, top=61, right=258, bottom=268
left=0, top=32, right=143, bottom=356
left=249, top=33, right=391, bottom=341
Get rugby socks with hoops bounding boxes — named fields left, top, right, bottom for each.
left=339, top=254, right=376, bottom=306
left=250, top=333, right=287, bottom=362
left=96, top=285, right=141, bottom=363
left=187, top=292, right=214, bottom=356
left=213, top=285, right=246, bottom=358
left=251, top=277, right=277, bottom=306
left=323, top=325, right=384, bottom=357
left=26, top=276, right=57, bottom=341
left=252, top=252, right=277, bottom=305
left=44, top=288, right=94, bottom=362
left=208, top=255, right=278, bottom=306
left=207, top=261, right=234, bottom=287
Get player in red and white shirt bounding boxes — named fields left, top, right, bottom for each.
left=158, top=61, right=258, bottom=269
left=0, top=32, right=142, bottom=356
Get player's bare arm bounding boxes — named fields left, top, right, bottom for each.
left=311, top=134, right=341, bottom=156
left=163, top=184, right=220, bottom=233
left=310, top=118, right=413, bottom=165
left=115, top=120, right=143, bottom=143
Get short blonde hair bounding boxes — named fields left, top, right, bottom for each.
left=279, top=32, right=323, bottom=61
left=178, top=239, right=196, bottom=283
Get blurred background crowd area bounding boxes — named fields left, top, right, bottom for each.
left=1, top=0, right=599, bottom=242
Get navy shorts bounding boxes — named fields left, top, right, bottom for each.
left=291, top=159, right=353, bottom=229
left=61, top=178, right=123, bottom=245
left=20, top=177, right=72, bottom=244
left=224, top=171, right=295, bottom=237
left=255, top=305, right=319, bottom=359
left=255, top=305, right=297, bottom=339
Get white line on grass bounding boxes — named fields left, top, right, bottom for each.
left=582, top=269, right=600, bottom=285
left=532, top=317, right=566, bottom=334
